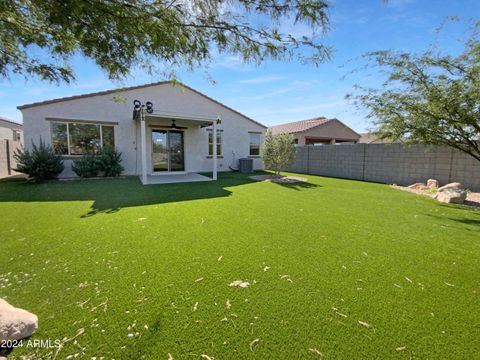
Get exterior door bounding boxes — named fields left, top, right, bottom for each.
left=151, top=130, right=184, bottom=172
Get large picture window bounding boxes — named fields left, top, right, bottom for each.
left=208, top=130, right=222, bottom=156
left=51, top=122, right=115, bottom=155
left=249, top=132, right=261, bottom=156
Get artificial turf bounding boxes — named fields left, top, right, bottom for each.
left=0, top=172, right=479, bottom=359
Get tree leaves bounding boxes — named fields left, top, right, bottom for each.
left=0, top=0, right=330, bottom=83
left=349, top=20, right=480, bottom=162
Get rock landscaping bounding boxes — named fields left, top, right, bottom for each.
left=393, top=180, right=480, bottom=208
left=0, top=299, right=38, bottom=342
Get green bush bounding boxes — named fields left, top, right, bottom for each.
left=71, top=148, right=124, bottom=178
left=97, top=147, right=124, bottom=177
left=72, top=154, right=99, bottom=178
left=14, top=140, right=64, bottom=181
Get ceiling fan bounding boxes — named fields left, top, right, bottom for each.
left=169, top=119, right=187, bottom=130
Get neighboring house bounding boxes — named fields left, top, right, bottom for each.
left=18, top=81, right=266, bottom=184
left=0, top=117, right=23, bottom=178
left=269, top=117, right=361, bottom=145
left=0, top=116, right=23, bottom=143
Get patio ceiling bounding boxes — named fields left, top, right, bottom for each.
left=145, top=110, right=218, bottom=128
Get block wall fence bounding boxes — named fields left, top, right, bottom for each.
left=287, top=143, right=480, bottom=191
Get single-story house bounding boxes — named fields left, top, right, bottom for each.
left=0, top=116, right=23, bottom=143
left=269, top=117, right=360, bottom=145
left=18, top=81, right=267, bottom=184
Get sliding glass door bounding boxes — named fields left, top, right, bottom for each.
left=151, top=130, right=184, bottom=172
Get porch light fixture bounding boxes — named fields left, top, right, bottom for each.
left=132, top=100, right=154, bottom=120
left=146, top=101, right=154, bottom=114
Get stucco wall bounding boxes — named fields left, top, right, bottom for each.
left=288, top=143, right=480, bottom=191
left=0, top=121, right=23, bottom=143
left=294, top=120, right=360, bottom=145
left=20, top=83, right=266, bottom=177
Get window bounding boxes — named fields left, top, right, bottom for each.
left=12, top=130, right=21, bottom=142
left=51, top=122, right=115, bottom=155
left=249, top=132, right=261, bottom=156
left=208, top=130, right=222, bottom=156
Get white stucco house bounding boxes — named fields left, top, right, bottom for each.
left=18, top=81, right=266, bottom=184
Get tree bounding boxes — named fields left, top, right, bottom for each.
left=0, top=0, right=330, bottom=83
left=261, top=131, right=295, bottom=174
left=348, top=22, right=480, bottom=162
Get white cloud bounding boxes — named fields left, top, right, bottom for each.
left=209, top=55, right=253, bottom=72
left=239, top=76, right=286, bottom=84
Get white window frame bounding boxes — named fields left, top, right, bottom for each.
left=12, top=129, right=21, bottom=142
left=248, top=132, right=262, bottom=156
left=207, top=129, right=223, bottom=157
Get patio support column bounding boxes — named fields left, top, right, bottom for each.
left=140, top=106, right=148, bottom=184
left=212, top=118, right=218, bottom=180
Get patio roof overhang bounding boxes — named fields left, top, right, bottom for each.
left=144, top=111, right=221, bottom=129
left=138, top=109, right=220, bottom=185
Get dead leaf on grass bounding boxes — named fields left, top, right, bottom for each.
left=396, top=346, right=406, bottom=351
left=308, top=348, right=323, bottom=356
left=358, top=320, right=371, bottom=328
left=250, top=338, right=260, bottom=351
left=201, top=355, right=214, bottom=360
left=226, top=299, right=231, bottom=309
left=229, top=280, right=249, bottom=288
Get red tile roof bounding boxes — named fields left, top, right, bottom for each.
left=269, top=117, right=333, bottom=135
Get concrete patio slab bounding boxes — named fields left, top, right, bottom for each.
left=140, top=173, right=212, bottom=185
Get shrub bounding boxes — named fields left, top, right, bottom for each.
left=72, top=153, right=99, bottom=178
left=261, top=131, right=295, bottom=174
left=14, top=140, right=64, bottom=181
left=97, top=147, right=124, bottom=177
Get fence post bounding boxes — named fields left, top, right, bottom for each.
left=306, top=145, right=310, bottom=174
left=362, top=144, right=366, bottom=181
left=6, top=140, right=11, bottom=176
left=448, top=147, right=454, bottom=183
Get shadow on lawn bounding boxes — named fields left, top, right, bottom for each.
left=0, top=171, right=318, bottom=216
left=424, top=210, right=480, bottom=231
left=272, top=181, right=320, bottom=191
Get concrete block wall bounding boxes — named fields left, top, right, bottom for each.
left=288, top=143, right=480, bottom=191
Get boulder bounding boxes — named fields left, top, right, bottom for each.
left=408, top=183, right=428, bottom=190
left=434, top=189, right=467, bottom=204
left=438, top=182, right=463, bottom=192
left=0, top=299, right=38, bottom=341
left=427, top=179, right=439, bottom=189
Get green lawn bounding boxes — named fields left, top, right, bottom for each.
left=0, top=172, right=479, bottom=359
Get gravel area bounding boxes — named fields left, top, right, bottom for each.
left=250, top=174, right=307, bottom=183
left=391, top=185, right=480, bottom=209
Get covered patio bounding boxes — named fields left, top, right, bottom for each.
left=135, top=106, right=221, bottom=185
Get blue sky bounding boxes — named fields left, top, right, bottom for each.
left=0, top=0, right=478, bottom=132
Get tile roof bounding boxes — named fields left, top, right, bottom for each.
left=0, top=116, right=23, bottom=127
left=17, top=81, right=266, bottom=129
left=269, top=117, right=333, bottom=135
left=358, top=133, right=379, bottom=144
